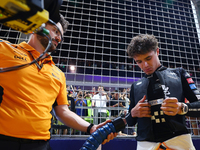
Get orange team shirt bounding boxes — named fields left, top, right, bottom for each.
left=0, top=40, right=69, bottom=140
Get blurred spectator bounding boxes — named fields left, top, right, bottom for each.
left=92, top=85, right=110, bottom=123
left=75, top=94, right=87, bottom=116
left=121, top=89, right=130, bottom=116
left=108, top=90, right=124, bottom=117
left=103, top=62, right=109, bottom=68
left=120, top=64, right=125, bottom=70
left=77, top=59, right=85, bottom=66
left=112, top=63, right=116, bottom=69
left=93, top=62, right=97, bottom=69
left=68, top=58, right=76, bottom=65
left=69, top=85, right=77, bottom=98
left=115, top=64, right=119, bottom=70
left=91, top=87, right=97, bottom=97
left=86, top=60, right=93, bottom=66
left=84, top=91, right=93, bottom=124
left=128, top=62, right=133, bottom=70
left=66, top=85, right=70, bottom=91
left=76, top=87, right=83, bottom=98
left=109, top=91, right=114, bottom=100
left=96, top=61, right=101, bottom=67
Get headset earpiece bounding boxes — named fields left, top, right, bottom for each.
left=35, top=23, right=50, bottom=36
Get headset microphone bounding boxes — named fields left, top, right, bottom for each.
left=0, top=0, right=62, bottom=73
left=0, top=0, right=49, bottom=34
left=0, top=0, right=62, bottom=34
left=34, top=23, right=50, bottom=36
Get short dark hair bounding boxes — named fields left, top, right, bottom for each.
left=127, top=34, right=158, bottom=58
left=98, top=85, right=104, bottom=88
left=58, top=14, right=69, bottom=33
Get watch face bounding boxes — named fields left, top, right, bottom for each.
left=183, top=106, right=186, bottom=112
left=182, top=104, right=188, bottom=114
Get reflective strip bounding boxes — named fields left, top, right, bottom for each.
left=148, top=98, right=164, bottom=106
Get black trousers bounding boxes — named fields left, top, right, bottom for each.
left=0, top=134, right=51, bottom=150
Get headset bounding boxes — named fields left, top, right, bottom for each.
left=0, top=0, right=59, bottom=34
left=0, top=0, right=63, bottom=73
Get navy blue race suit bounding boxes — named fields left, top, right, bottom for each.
left=126, top=66, right=200, bottom=142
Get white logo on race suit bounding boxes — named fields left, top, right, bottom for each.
left=161, top=85, right=170, bottom=98
left=184, top=72, right=191, bottom=78
left=136, top=82, right=142, bottom=85
left=197, top=95, right=200, bottom=100
left=167, top=72, right=178, bottom=79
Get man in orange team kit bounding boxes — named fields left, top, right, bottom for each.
left=0, top=12, right=116, bottom=150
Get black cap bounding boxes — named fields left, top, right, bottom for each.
left=44, top=0, right=63, bottom=23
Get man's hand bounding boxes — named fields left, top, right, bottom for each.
left=101, top=132, right=117, bottom=145
left=161, top=97, right=182, bottom=116
left=131, top=95, right=151, bottom=118
left=90, top=120, right=118, bottom=145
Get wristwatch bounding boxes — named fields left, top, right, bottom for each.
left=180, top=103, right=188, bottom=115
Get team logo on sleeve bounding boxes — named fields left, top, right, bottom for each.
left=187, top=78, right=194, bottom=84
left=189, top=84, right=197, bottom=90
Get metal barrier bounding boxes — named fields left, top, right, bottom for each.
left=51, top=106, right=200, bottom=137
